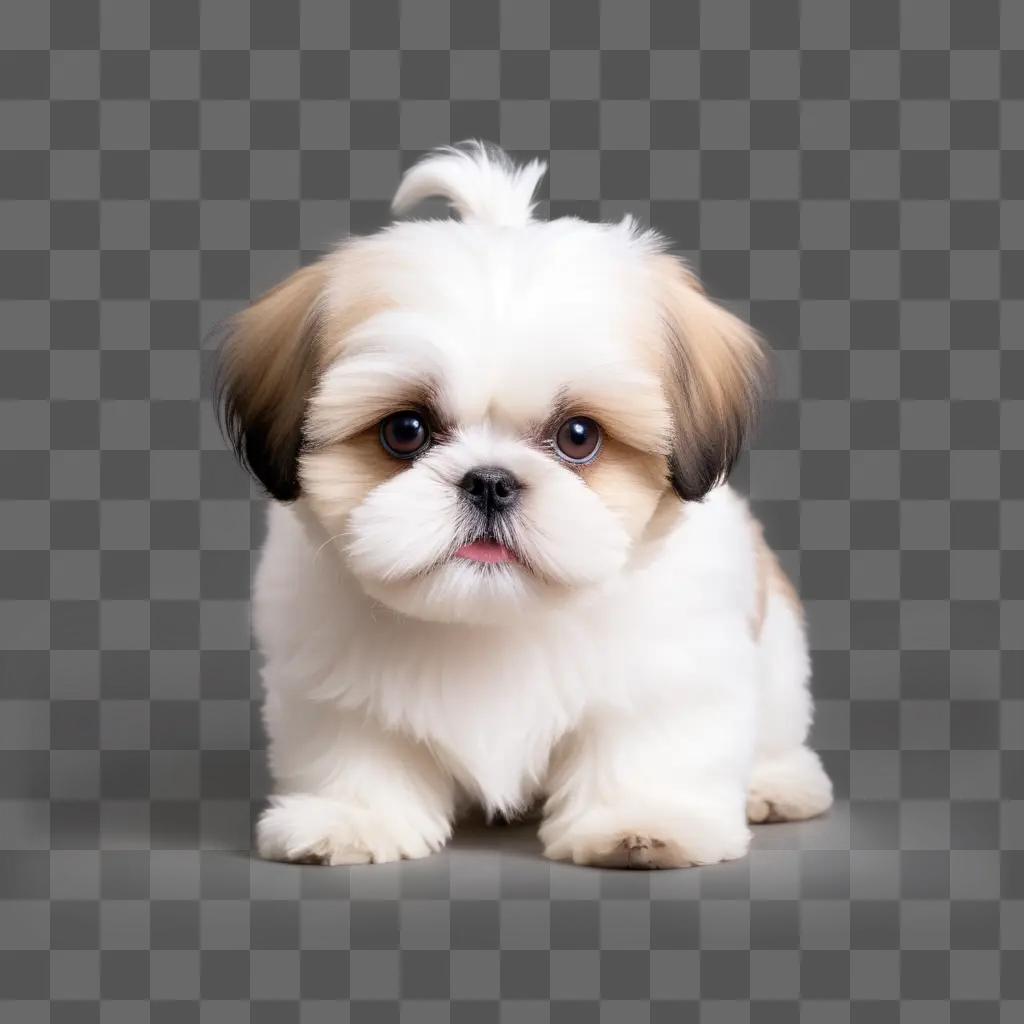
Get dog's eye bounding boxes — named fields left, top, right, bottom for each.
left=554, top=416, right=602, bottom=464
left=380, top=411, right=431, bottom=459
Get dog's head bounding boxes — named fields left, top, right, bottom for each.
left=219, top=143, right=767, bottom=624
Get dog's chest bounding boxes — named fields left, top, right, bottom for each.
left=356, top=621, right=621, bottom=812
left=411, top=645, right=588, bottom=810
left=431, top=711, right=558, bottom=814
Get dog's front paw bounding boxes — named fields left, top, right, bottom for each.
left=257, top=793, right=450, bottom=866
left=540, top=802, right=751, bottom=870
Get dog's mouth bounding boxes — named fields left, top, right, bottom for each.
left=452, top=520, right=521, bottom=567
left=454, top=537, right=518, bottom=565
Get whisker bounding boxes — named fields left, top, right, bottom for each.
left=314, top=532, right=347, bottom=560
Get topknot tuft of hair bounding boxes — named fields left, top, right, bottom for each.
left=391, top=141, right=548, bottom=228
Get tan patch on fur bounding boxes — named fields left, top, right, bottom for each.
left=580, top=436, right=670, bottom=543
left=644, top=254, right=768, bottom=501
left=586, top=834, right=688, bottom=870
left=300, top=428, right=406, bottom=534
left=218, top=241, right=399, bottom=500
left=750, top=513, right=802, bottom=638
left=221, top=260, right=329, bottom=458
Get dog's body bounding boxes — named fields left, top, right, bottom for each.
left=220, top=144, right=832, bottom=868
left=256, top=483, right=829, bottom=867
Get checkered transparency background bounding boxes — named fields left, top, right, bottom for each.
left=1, top=0, right=1022, bottom=1019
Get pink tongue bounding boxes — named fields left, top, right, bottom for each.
left=455, top=539, right=516, bottom=564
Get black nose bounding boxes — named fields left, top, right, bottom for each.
left=459, top=467, right=521, bottom=515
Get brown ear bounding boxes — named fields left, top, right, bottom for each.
left=653, top=255, right=769, bottom=502
left=216, top=260, right=329, bottom=502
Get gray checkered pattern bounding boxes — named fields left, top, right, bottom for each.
left=1, top=0, right=1021, bottom=1019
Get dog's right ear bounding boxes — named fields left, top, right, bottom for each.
left=216, top=260, right=329, bottom=502
left=650, top=254, right=769, bottom=503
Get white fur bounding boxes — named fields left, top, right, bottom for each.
left=256, top=486, right=831, bottom=866
left=250, top=146, right=831, bottom=867
left=392, top=141, right=548, bottom=227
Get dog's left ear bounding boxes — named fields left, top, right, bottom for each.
left=652, top=254, right=769, bottom=502
left=216, top=260, right=329, bottom=502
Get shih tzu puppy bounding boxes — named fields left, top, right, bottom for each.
left=218, top=142, right=832, bottom=869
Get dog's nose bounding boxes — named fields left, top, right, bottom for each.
left=459, top=467, right=521, bottom=514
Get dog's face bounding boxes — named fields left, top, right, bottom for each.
left=220, top=146, right=766, bottom=624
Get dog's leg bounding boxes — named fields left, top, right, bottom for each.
left=256, top=699, right=455, bottom=865
left=746, top=582, right=833, bottom=824
left=747, top=747, right=833, bottom=824
left=539, top=634, right=757, bottom=869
